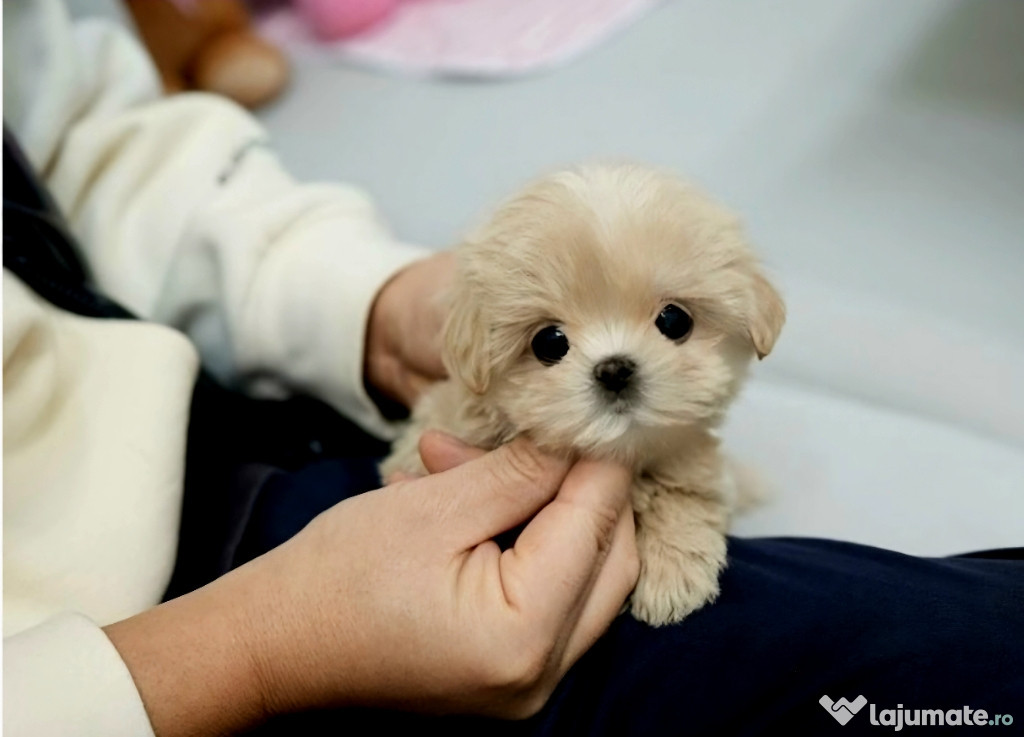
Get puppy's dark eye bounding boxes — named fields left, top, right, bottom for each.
left=656, top=304, right=693, bottom=341
left=531, top=326, right=570, bottom=365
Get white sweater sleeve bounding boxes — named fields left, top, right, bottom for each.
left=3, top=614, right=156, bottom=737
left=4, top=0, right=430, bottom=439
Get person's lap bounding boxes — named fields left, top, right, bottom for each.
left=237, top=455, right=1024, bottom=736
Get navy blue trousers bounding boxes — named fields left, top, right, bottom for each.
left=221, top=456, right=1023, bottom=736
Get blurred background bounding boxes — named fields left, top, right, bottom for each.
left=77, top=0, right=1023, bottom=555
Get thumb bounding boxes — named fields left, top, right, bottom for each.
left=418, top=430, right=486, bottom=475
left=410, top=437, right=572, bottom=549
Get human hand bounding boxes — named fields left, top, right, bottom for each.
left=104, top=434, right=638, bottom=735
left=364, top=251, right=454, bottom=408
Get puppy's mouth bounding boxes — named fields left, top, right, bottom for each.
left=593, top=382, right=638, bottom=417
left=598, top=386, right=640, bottom=416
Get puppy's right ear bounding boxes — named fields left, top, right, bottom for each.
left=442, top=277, right=492, bottom=394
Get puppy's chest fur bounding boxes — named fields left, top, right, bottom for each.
left=381, top=379, right=737, bottom=626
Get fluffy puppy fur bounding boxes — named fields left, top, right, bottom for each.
left=381, top=164, right=784, bottom=626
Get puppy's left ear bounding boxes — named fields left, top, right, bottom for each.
left=443, top=275, right=491, bottom=394
left=745, top=271, right=785, bottom=359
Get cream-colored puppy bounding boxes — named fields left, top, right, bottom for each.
left=382, top=164, right=784, bottom=626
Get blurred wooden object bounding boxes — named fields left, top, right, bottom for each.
left=124, top=0, right=289, bottom=109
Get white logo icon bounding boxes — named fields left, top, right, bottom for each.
left=820, top=695, right=868, bottom=726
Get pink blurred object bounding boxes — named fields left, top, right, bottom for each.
left=294, top=0, right=399, bottom=40
left=257, top=0, right=663, bottom=78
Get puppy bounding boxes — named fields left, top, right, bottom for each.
left=381, top=164, right=784, bottom=626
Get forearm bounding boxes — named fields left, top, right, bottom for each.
left=103, top=566, right=270, bottom=737
left=6, top=0, right=431, bottom=435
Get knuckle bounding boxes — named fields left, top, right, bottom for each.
left=587, top=504, right=621, bottom=551
left=506, top=687, right=554, bottom=720
left=623, top=547, right=642, bottom=588
left=513, top=647, right=551, bottom=691
left=483, top=639, right=552, bottom=694
left=614, top=548, right=638, bottom=597
left=499, top=441, right=553, bottom=490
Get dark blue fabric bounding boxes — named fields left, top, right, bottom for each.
left=246, top=458, right=1024, bottom=737
left=233, top=457, right=384, bottom=563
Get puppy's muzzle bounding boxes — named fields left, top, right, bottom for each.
left=593, top=355, right=637, bottom=394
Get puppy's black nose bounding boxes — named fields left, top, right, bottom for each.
left=593, top=355, right=637, bottom=393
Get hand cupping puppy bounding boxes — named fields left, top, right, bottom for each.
left=105, top=433, right=638, bottom=735
left=364, top=251, right=456, bottom=408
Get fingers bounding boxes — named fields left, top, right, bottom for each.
left=383, top=432, right=481, bottom=485
left=408, top=252, right=455, bottom=381
left=560, top=505, right=638, bottom=670
left=418, top=431, right=486, bottom=475
left=422, top=271, right=453, bottom=380
left=498, top=459, right=633, bottom=633
left=409, top=437, right=572, bottom=549
left=402, top=371, right=436, bottom=406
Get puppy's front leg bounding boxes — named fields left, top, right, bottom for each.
left=379, top=380, right=501, bottom=483
left=630, top=480, right=729, bottom=626
left=378, top=385, right=446, bottom=482
left=379, top=418, right=428, bottom=481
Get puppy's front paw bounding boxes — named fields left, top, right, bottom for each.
left=630, top=529, right=726, bottom=626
